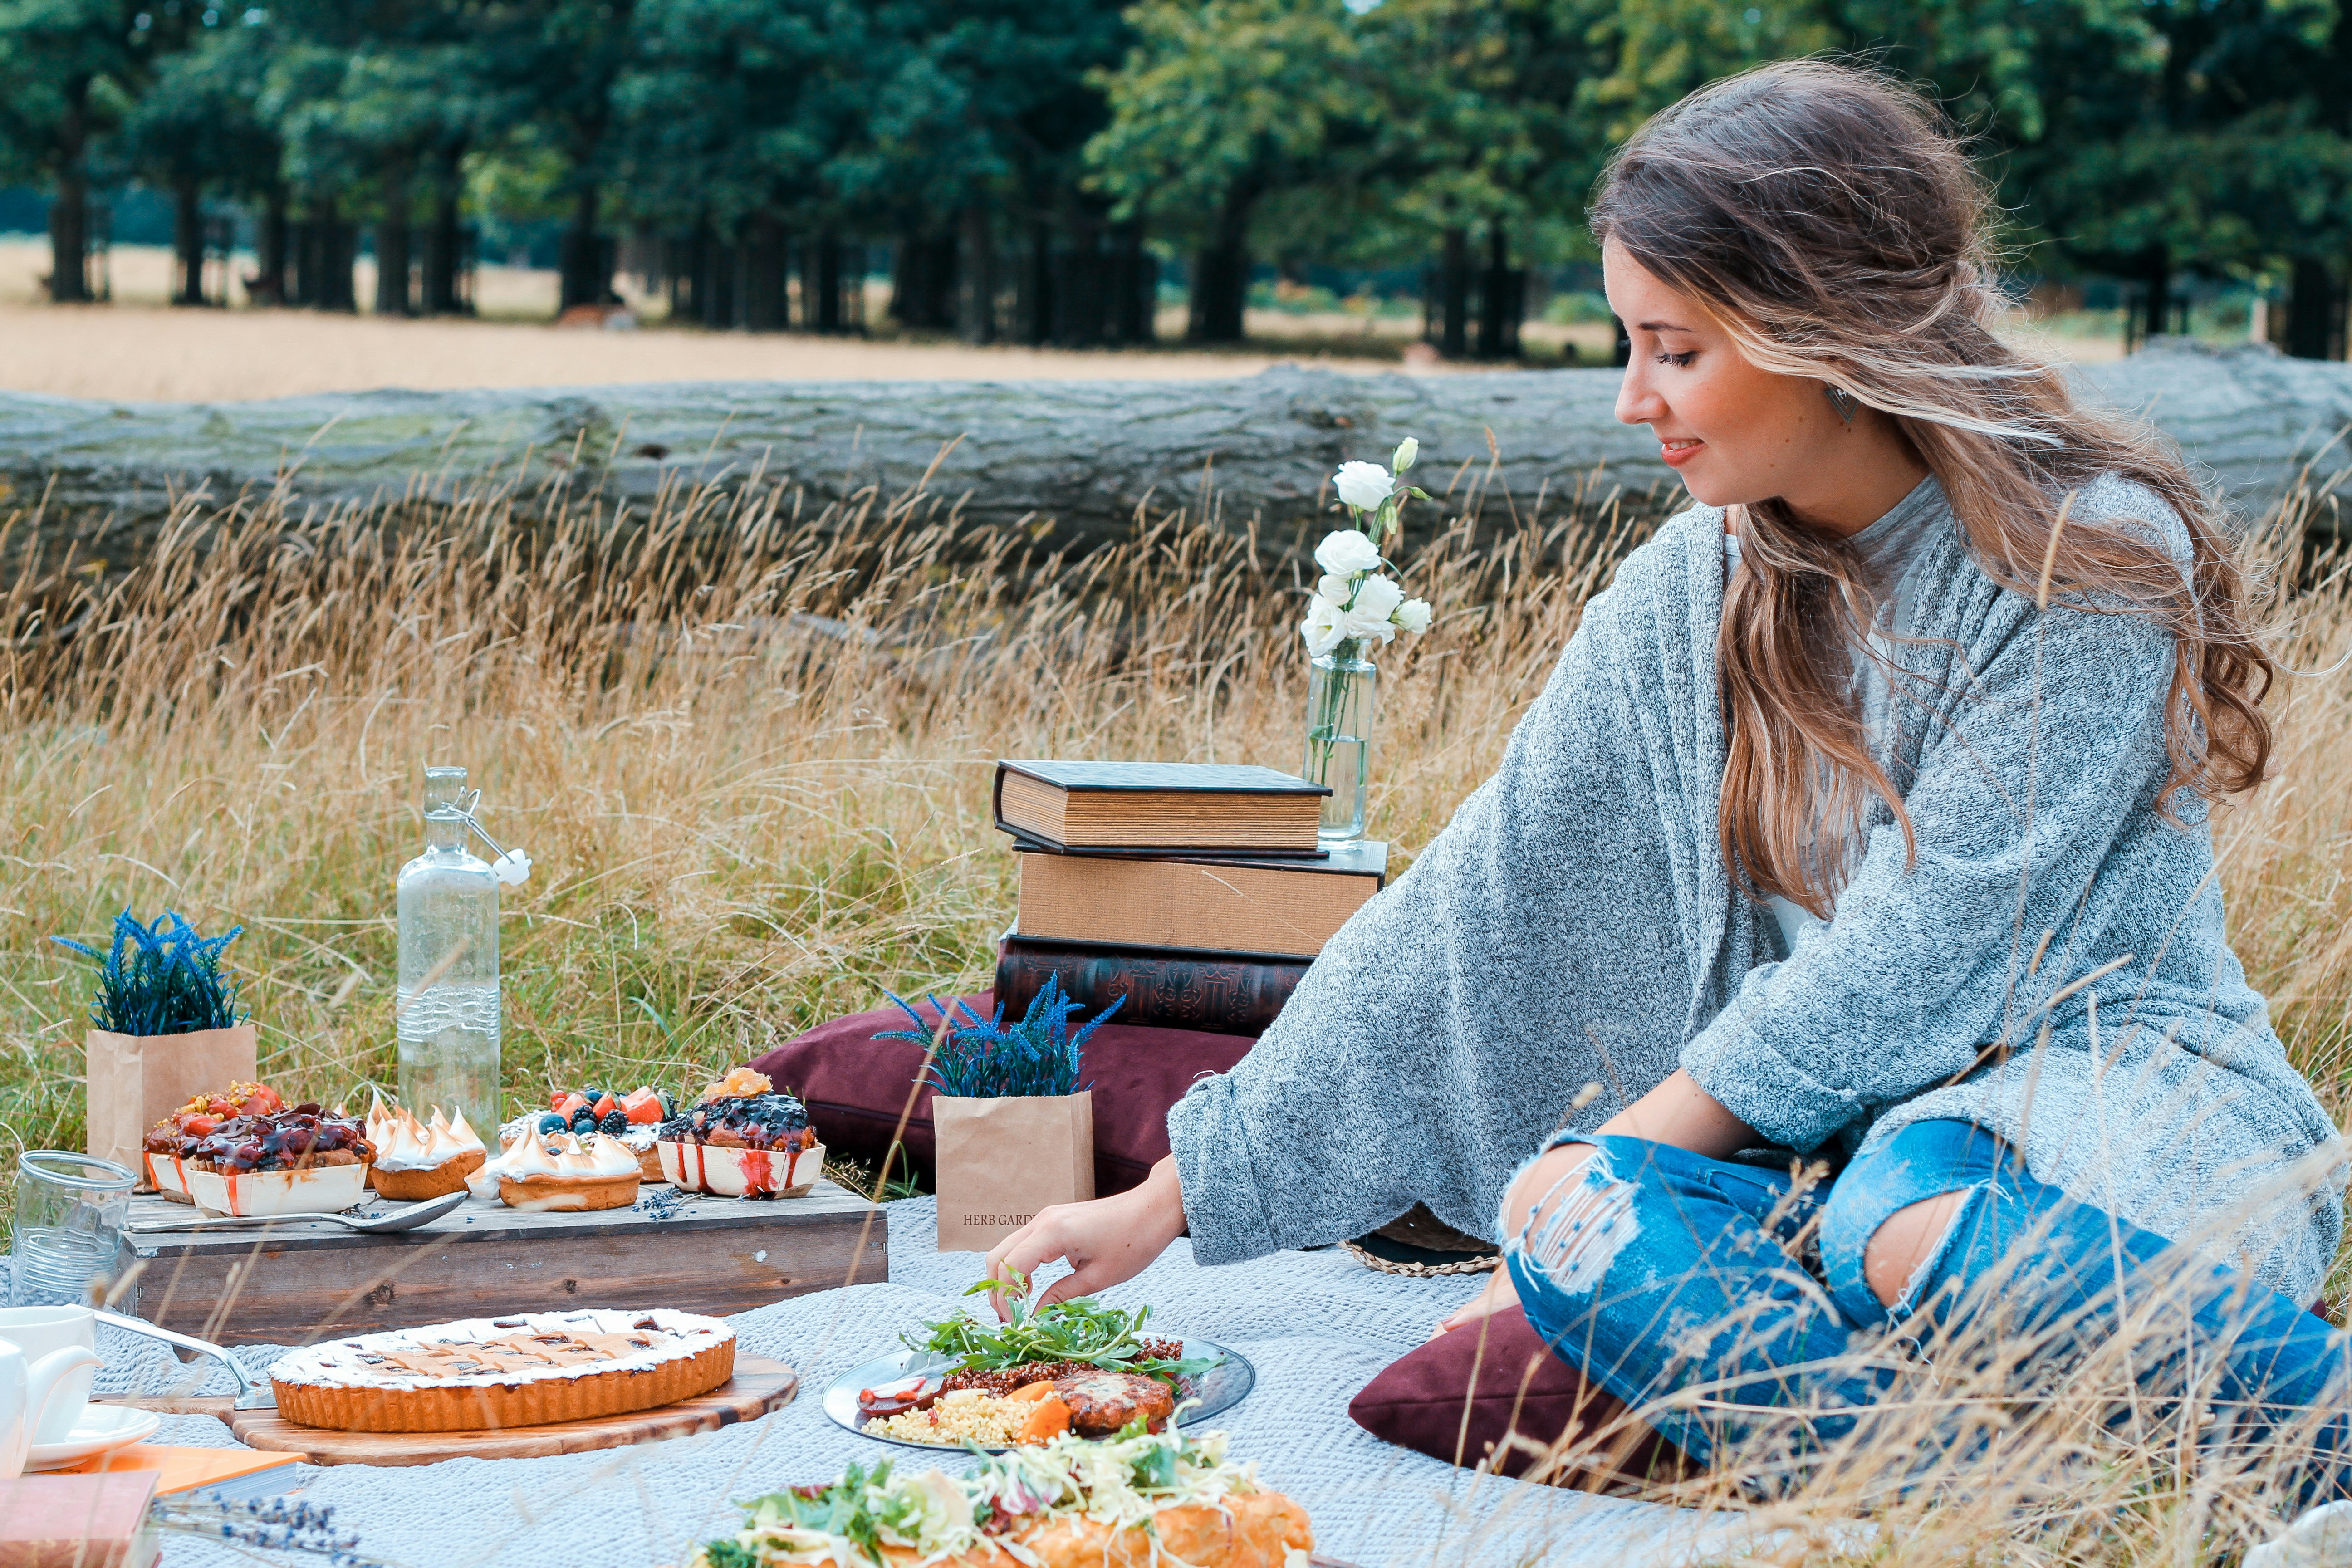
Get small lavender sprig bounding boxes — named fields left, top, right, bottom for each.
left=875, top=975, right=1120, bottom=1098
left=151, top=1497, right=387, bottom=1567
left=51, top=908, right=247, bottom=1035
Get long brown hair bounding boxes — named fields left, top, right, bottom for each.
left=1588, top=59, right=2274, bottom=917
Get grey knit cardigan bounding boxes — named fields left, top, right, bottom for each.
left=1167, top=475, right=2344, bottom=1302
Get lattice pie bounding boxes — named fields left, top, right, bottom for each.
left=269, top=1309, right=735, bottom=1431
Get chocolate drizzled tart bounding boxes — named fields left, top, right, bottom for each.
left=269, top=1309, right=735, bottom=1431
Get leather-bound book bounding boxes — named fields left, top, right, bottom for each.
left=1012, top=838, right=1386, bottom=959
left=0, top=1472, right=162, bottom=1568
left=994, top=931, right=1310, bottom=1037
left=994, top=760, right=1328, bottom=854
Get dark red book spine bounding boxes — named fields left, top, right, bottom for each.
left=993, top=937, right=1308, bottom=1038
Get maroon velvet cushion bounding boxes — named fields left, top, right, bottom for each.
left=747, top=991, right=1254, bottom=1198
left=1348, top=1306, right=1694, bottom=1487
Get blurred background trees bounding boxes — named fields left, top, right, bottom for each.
left=5, top=0, right=2352, bottom=358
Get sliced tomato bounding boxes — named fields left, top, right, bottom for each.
left=622, top=1088, right=664, bottom=1124
left=180, top=1113, right=220, bottom=1137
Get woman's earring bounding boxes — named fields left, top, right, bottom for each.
left=1824, top=382, right=1857, bottom=426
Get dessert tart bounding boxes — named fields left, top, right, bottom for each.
left=184, top=1103, right=374, bottom=1217
left=656, top=1070, right=825, bottom=1199
left=269, top=1308, right=735, bottom=1432
left=364, top=1099, right=488, bottom=1200
left=141, top=1082, right=285, bottom=1202
left=497, top=1131, right=641, bottom=1211
left=532, top=1084, right=676, bottom=1182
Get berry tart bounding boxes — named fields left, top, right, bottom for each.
left=497, top=1131, right=641, bottom=1211
left=529, top=1084, right=676, bottom=1182
left=141, top=1081, right=285, bottom=1202
left=268, top=1308, right=735, bottom=1432
left=656, top=1068, right=825, bottom=1199
left=363, top=1098, right=488, bottom=1200
left=184, top=1104, right=375, bottom=1217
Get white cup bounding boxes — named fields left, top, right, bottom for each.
left=0, top=1334, right=104, bottom=1477
left=0, top=1306, right=102, bottom=1444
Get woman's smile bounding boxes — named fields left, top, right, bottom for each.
left=1658, top=436, right=1705, bottom=467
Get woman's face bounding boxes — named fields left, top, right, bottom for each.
left=1603, top=240, right=1883, bottom=526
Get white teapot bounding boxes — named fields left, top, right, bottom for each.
left=0, top=1334, right=105, bottom=1478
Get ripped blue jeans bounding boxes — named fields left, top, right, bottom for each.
left=1507, top=1119, right=2352, bottom=1499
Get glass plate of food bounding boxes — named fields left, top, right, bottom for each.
left=824, top=1276, right=1255, bottom=1453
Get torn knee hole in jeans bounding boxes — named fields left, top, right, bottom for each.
left=1512, top=1152, right=1642, bottom=1298
left=1882, top=1182, right=1991, bottom=1321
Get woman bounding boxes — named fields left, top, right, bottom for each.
left=989, top=61, right=2347, bottom=1484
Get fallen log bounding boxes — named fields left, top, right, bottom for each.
left=3, top=338, right=2346, bottom=564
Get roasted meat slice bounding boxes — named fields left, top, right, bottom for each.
left=1050, top=1368, right=1176, bottom=1437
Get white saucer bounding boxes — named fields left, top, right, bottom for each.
left=25, top=1405, right=162, bottom=1470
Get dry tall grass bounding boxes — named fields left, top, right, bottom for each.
left=2, top=448, right=2348, bottom=1563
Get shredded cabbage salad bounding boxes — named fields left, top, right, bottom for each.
left=686, top=1426, right=1260, bottom=1568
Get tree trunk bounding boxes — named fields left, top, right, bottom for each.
left=810, top=232, right=843, bottom=333
left=7, top=345, right=2347, bottom=558
left=1110, top=220, right=1153, bottom=345
left=1475, top=221, right=1521, bottom=361
left=314, top=199, right=357, bottom=313
left=1187, top=183, right=1258, bottom=344
left=172, top=177, right=206, bottom=306
left=252, top=188, right=288, bottom=305
left=2133, top=249, right=2171, bottom=352
left=741, top=212, right=786, bottom=331
left=958, top=204, right=997, bottom=345
left=374, top=160, right=413, bottom=318
left=1058, top=221, right=1105, bottom=348
left=48, top=167, right=91, bottom=305
left=700, top=238, right=736, bottom=329
left=559, top=184, right=607, bottom=311
left=1020, top=220, right=1053, bottom=345
left=1439, top=227, right=1470, bottom=359
left=2285, top=258, right=2342, bottom=361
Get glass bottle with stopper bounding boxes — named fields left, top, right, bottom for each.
left=395, top=767, right=530, bottom=1137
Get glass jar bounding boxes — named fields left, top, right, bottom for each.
left=395, top=766, right=502, bottom=1134
left=1301, top=645, right=1378, bottom=842
left=10, top=1151, right=135, bottom=1308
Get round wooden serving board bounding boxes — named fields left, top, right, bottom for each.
left=118, top=1356, right=798, bottom=1467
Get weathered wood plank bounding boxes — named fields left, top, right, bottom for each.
left=117, top=1182, right=888, bottom=1345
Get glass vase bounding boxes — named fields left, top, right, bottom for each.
left=1302, top=646, right=1378, bottom=842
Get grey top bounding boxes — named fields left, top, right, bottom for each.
left=1167, top=474, right=2344, bottom=1302
left=1730, top=476, right=1947, bottom=955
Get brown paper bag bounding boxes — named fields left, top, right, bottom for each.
left=933, top=1091, right=1094, bottom=1253
left=84, top=1023, right=259, bottom=1181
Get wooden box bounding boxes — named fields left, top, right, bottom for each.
left=112, top=1180, right=888, bottom=1346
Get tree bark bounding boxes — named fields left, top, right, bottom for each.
left=1110, top=220, right=1153, bottom=345
left=1475, top=221, right=1520, bottom=362
left=172, top=177, right=206, bottom=307
left=12, top=343, right=2329, bottom=564
left=2134, top=248, right=2172, bottom=351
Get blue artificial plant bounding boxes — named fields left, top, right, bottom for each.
left=53, top=909, right=248, bottom=1036
left=875, top=975, right=1120, bottom=1098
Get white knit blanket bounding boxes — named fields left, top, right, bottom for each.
left=66, top=1199, right=1760, bottom=1567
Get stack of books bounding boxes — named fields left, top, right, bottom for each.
left=991, top=760, right=1387, bottom=1035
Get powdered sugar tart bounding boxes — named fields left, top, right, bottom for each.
left=270, top=1309, right=735, bottom=1432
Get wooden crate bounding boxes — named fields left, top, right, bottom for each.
left=114, top=1180, right=889, bottom=1345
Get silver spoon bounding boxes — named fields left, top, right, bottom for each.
left=127, top=1188, right=468, bottom=1235
left=92, top=1308, right=279, bottom=1410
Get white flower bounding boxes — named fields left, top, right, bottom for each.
left=1331, top=461, right=1394, bottom=513
left=1300, top=593, right=1348, bottom=657
left=1313, top=528, right=1382, bottom=577
left=1315, top=572, right=1355, bottom=605
left=1340, top=574, right=1405, bottom=642
left=1393, top=597, right=1433, bottom=634
left=1392, top=436, right=1419, bottom=472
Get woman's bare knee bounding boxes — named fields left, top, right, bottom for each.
left=1503, top=1142, right=1601, bottom=1239
left=1863, top=1190, right=1967, bottom=1309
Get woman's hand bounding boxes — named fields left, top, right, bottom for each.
left=982, top=1155, right=1188, bottom=1318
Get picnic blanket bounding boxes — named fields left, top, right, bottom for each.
left=54, top=1198, right=1758, bottom=1567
